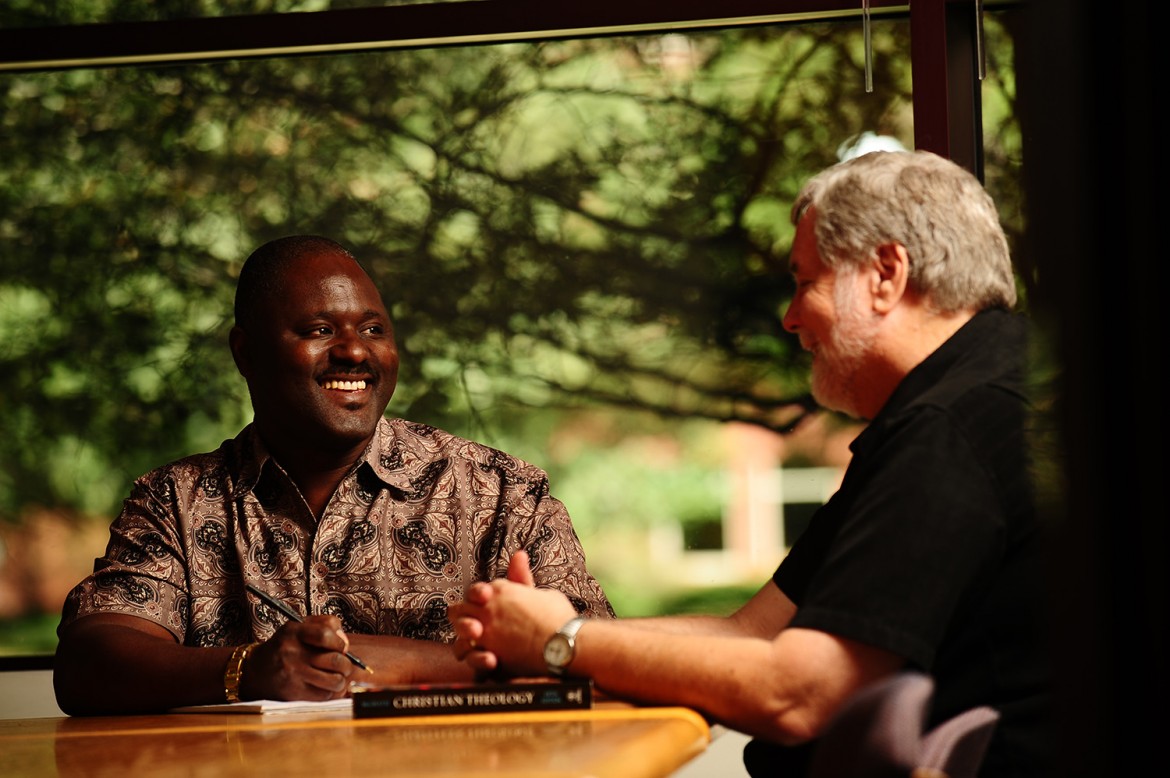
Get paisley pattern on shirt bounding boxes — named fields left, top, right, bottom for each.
left=61, top=418, right=614, bottom=646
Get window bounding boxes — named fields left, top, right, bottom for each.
left=0, top=1, right=1023, bottom=659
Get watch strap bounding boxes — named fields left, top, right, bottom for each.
left=546, top=616, right=587, bottom=676
left=559, top=615, right=587, bottom=642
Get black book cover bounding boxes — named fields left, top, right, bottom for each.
left=351, top=678, right=592, bottom=718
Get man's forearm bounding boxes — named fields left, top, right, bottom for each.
left=55, top=620, right=234, bottom=715
left=347, top=634, right=477, bottom=686
left=569, top=620, right=903, bottom=745
left=568, top=618, right=788, bottom=734
left=614, top=613, right=747, bottom=636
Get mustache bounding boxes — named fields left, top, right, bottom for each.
left=320, top=363, right=378, bottom=379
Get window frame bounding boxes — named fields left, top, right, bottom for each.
left=0, top=0, right=1016, bottom=670
left=0, top=1, right=1018, bottom=178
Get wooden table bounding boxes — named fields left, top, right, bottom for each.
left=0, top=701, right=710, bottom=777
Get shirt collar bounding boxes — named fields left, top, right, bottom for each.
left=227, top=418, right=414, bottom=499
left=365, top=418, right=415, bottom=491
left=850, top=307, right=1025, bottom=454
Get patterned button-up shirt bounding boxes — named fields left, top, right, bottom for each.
left=60, top=418, right=613, bottom=645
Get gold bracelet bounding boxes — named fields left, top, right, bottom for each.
left=223, top=642, right=260, bottom=703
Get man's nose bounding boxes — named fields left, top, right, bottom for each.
left=330, top=329, right=369, bottom=362
left=781, top=303, right=799, bottom=334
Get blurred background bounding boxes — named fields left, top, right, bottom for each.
left=0, top=1, right=1027, bottom=657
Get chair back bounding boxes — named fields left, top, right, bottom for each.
left=918, top=705, right=1000, bottom=778
left=806, top=672, right=934, bottom=778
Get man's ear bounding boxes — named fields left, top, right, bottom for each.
left=228, top=325, right=250, bottom=379
left=870, top=242, right=910, bottom=314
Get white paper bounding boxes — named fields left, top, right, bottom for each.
left=170, top=698, right=354, bottom=715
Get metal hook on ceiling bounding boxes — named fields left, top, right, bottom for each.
left=976, top=0, right=986, bottom=80
left=862, top=0, right=873, bottom=93
left=864, top=1, right=985, bottom=90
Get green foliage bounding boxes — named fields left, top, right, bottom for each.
left=0, top=613, right=60, bottom=656
left=0, top=14, right=1021, bottom=526
left=658, top=583, right=763, bottom=617
left=542, top=413, right=729, bottom=537
left=603, top=580, right=761, bottom=619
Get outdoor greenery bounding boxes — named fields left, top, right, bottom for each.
left=0, top=614, right=60, bottom=657
left=0, top=2, right=1023, bottom=651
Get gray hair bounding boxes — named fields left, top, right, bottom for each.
left=791, top=150, right=1016, bottom=312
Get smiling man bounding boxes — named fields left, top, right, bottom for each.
left=53, top=235, right=612, bottom=715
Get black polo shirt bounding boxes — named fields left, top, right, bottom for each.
left=744, top=308, right=1051, bottom=777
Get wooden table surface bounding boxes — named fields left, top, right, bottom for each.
left=0, top=701, right=711, bottom=777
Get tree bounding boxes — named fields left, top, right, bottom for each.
left=0, top=8, right=1021, bottom=523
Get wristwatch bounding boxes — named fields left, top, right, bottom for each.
left=543, top=616, right=587, bottom=676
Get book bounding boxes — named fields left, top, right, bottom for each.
left=351, top=678, right=592, bottom=719
left=170, top=698, right=354, bottom=715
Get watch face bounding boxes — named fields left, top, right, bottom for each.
left=544, top=635, right=572, bottom=666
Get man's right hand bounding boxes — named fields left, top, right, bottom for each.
left=449, top=550, right=577, bottom=677
left=54, top=611, right=360, bottom=715
left=245, top=614, right=358, bottom=700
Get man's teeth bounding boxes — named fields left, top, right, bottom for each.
left=322, top=379, right=367, bottom=391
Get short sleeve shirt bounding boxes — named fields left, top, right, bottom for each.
left=60, top=417, right=614, bottom=646
left=747, top=309, right=1051, bottom=778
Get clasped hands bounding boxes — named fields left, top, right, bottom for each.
left=448, top=550, right=578, bottom=677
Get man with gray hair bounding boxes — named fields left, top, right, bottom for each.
left=450, top=151, right=1050, bottom=777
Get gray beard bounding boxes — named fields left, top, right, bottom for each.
left=809, top=271, right=878, bottom=418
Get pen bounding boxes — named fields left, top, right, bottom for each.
left=245, top=583, right=374, bottom=673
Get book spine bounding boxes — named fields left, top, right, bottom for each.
left=352, top=681, right=591, bottom=719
